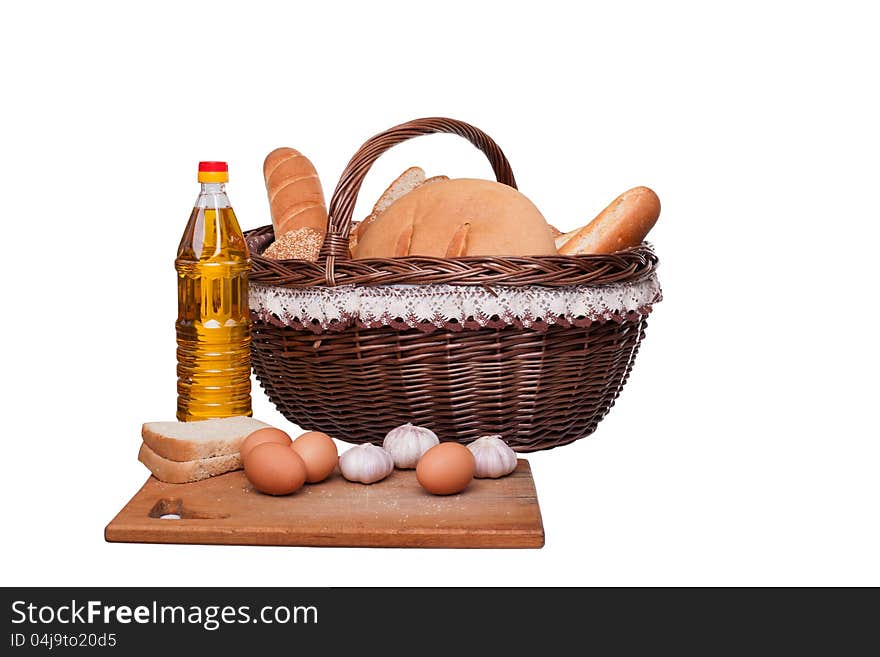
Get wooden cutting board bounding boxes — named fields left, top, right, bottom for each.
left=105, top=460, right=543, bottom=548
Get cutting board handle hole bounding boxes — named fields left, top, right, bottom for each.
left=148, top=498, right=230, bottom=520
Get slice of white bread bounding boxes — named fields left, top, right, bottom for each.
left=138, top=442, right=242, bottom=484
left=373, top=166, right=426, bottom=216
left=142, top=417, right=269, bottom=462
left=356, top=167, right=426, bottom=240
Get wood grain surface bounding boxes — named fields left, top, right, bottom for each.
left=105, top=460, right=543, bottom=548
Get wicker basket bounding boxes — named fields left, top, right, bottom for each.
left=246, top=117, right=661, bottom=451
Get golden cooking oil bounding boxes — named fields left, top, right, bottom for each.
left=175, top=161, right=252, bottom=421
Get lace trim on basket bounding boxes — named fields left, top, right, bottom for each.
left=248, top=275, right=662, bottom=334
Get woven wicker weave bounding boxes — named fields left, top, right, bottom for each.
left=247, top=117, right=660, bottom=451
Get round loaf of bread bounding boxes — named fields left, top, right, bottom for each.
left=351, top=178, right=557, bottom=258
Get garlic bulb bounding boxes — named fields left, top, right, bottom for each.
left=338, top=444, right=394, bottom=484
left=383, top=423, right=439, bottom=469
left=467, top=435, right=517, bottom=479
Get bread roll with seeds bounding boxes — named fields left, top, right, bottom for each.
left=263, top=226, right=324, bottom=261
left=263, top=147, right=328, bottom=240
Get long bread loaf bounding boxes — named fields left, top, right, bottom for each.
left=263, top=147, right=328, bottom=239
left=558, top=186, right=660, bottom=255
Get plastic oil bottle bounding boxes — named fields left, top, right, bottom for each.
left=175, top=161, right=252, bottom=421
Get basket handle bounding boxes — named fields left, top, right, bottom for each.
left=318, top=117, right=517, bottom=281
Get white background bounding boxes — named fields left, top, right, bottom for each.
left=2, top=1, right=878, bottom=586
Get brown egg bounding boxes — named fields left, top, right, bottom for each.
left=416, top=442, right=475, bottom=495
left=240, top=427, right=292, bottom=463
left=243, top=442, right=307, bottom=495
left=291, top=431, right=338, bottom=483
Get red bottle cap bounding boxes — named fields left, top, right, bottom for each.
left=198, top=161, right=228, bottom=172
left=198, top=161, right=229, bottom=182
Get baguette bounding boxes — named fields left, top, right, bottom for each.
left=263, top=147, right=328, bottom=240
left=141, top=417, right=269, bottom=462
left=558, top=186, right=660, bottom=255
left=138, top=442, right=242, bottom=484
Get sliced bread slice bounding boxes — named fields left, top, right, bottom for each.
left=372, top=166, right=426, bottom=216
left=357, top=166, right=426, bottom=239
left=141, top=417, right=269, bottom=462
left=138, top=442, right=242, bottom=484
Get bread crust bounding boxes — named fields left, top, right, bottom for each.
left=138, top=442, right=242, bottom=484
left=558, top=186, right=660, bottom=255
left=445, top=223, right=470, bottom=257
left=393, top=222, right=414, bottom=257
